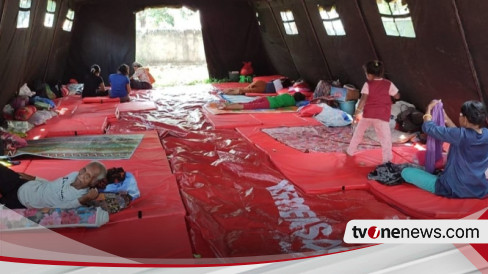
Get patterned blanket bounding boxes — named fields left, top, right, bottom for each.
left=262, top=125, right=415, bottom=153
left=0, top=206, right=109, bottom=231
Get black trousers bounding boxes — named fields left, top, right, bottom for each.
left=130, top=79, right=152, bottom=90
left=0, top=165, right=27, bottom=208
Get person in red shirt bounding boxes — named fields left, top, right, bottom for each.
left=346, top=60, right=400, bottom=163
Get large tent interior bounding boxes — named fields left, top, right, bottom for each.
left=1, top=0, right=488, bottom=264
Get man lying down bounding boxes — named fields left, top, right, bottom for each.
left=0, top=161, right=140, bottom=213
left=0, top=161, right=106, bottom=209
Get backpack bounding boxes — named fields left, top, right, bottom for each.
left=313, top=80, right=337, bottom=99
left=368, top=162, right=415, bottom=186
left=145, top=68, right=156, bottom=84
left=396, top=105, right=424, bottom=132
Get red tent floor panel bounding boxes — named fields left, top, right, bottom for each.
left=236, top=126, right=419, bottom=194
left=368, top=181, right=488, bottom=219
left=116, top=101, right=157, bottom=113
left=20, top=131, right=192, bottom=258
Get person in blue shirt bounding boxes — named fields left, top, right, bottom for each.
left=402, top=100, right=488, bottom=198
left=109, top=64, right=131, bottom=102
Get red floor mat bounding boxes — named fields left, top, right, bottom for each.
left=82, top=97, right=120, bottom=104
left=72, top=102, right=119, bottom=120
left=27, top=96, right=119, bottom=140
left=368, top=181, right=488, bottom=219
left=202, top=108, right=263, bottom=129
left=237, top=126, right=418, bottom=194
left=203, top=107, right=321, bottom=129
left=27, top=116, right=108, bottom=139
left=250, top=113, right=321, bottom=127
left=7, top=160, right=31, bottom=173
left=19, top=131, right=192, bottom=259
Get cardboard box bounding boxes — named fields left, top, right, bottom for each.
left=330, top=86, right=359, bottom=101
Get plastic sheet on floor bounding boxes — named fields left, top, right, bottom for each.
left=107, top=85, right=409, bottom=258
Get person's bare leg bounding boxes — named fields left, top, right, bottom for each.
left=222, top=88, right=242, bottom=95
left=223, top=103, right=244, bottom=110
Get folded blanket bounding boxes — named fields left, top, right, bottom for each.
left=88, top=193, right=132, bottom=214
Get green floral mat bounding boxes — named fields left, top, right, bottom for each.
left=12, top=134, right=144, bottom=160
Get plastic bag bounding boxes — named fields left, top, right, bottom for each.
left=314, top=103, right=353, bottom=127
left=19, top=83, right=36, bottom=97
left=298, top=104, right=323, bottom=117
left=27, top=110, right=55, bottom=126
left=7, top=120, right=34, bottom=134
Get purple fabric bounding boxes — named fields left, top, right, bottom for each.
left=425, top=101, right=445, bottom=173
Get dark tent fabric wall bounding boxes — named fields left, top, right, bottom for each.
left=65, top=3, right=136, bottom=84
left=0, top=0, right=73, bottom=110
left=65, top=0, right=274, bottom=83
left=2, top=0, right=488, bottom=121
left=253, top=0, right=485, bottom=118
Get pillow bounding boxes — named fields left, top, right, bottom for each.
left=14, top=105, right=37, bottom=121
left=298, top=104, right=323, bottom=117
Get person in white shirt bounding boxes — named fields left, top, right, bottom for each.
left=0, top=161, right=106, bottom=209
left=130, top=62, right=153, bottom=89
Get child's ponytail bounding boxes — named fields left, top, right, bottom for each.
left=364, top=60, right=384, bottom=77
left=90, top=64, right=101, bottom=74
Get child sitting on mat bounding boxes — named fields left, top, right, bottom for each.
left=109, top=64, right=131, bottom=102
left=220, top=92, right=306, bottom=110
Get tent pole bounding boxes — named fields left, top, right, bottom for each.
left=355, top=0, right=379, bottom=60
left=43, top=0, right=65, bottom=82
left=266, top=1, right=300, bottom=76
left=452, top=0, right=485, bottom=103
left=300, top=0, right=332, bottom=78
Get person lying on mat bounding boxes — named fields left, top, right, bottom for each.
left=402, top=100, right=488, bottom=198
left=82, top=64, right=108, bottom=98
left=220, top=92, right=306, bottom=110
left=109, top=64, right=131, bottom=102
left=222, top=78, right=293, bottom=95
left=0, top=161, right=107, bottom=209
left=130, top=62, right=153, bottom=90
left=222, top=80, right=267, bottom=95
